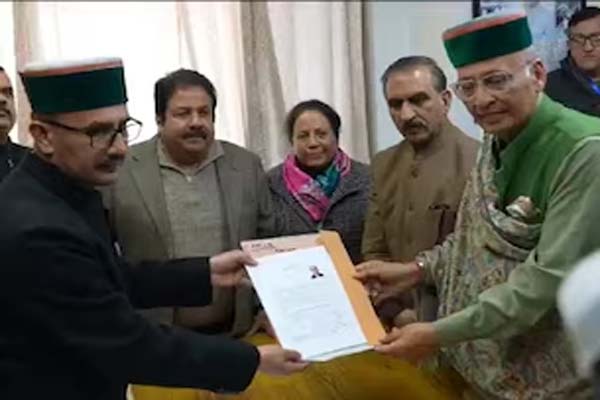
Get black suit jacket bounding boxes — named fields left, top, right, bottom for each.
left=0, top=155, right=259, bottom=400
left=545, top=56, right=600, bottom=117
left=0, top=139, right=28, bottom=182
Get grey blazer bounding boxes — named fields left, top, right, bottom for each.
left=105, top=136, right=276, bottom=337
left=267, top=160, right=371, bottom=264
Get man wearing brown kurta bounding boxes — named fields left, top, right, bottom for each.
left=362, top=56, right=479, bottom=324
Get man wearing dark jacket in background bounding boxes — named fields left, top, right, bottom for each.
left=0, top=66, right=28, bottom=181
left=546, top=7, right=600, bottom=116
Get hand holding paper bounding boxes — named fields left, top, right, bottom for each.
left=257, top=345, right=309, bottom=376
left=209, top=250, right=256, bottom=287
left=374, top=323, right=440, bottom=364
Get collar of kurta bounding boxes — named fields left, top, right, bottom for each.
left=157, top=137, right=224, bottom=176
left=493, top=94, right=560, bottom=200
left=22, top=154, right=112, bottom=243
left=0, top=139, right=8, bottom=155
left=23, top=153, right=101, bottom=208
left=0, top=137, right=16, bottom=153
left=410, top=120, right=456, bottom=160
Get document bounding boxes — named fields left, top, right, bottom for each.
left=243, top=231, right=385, bottom=361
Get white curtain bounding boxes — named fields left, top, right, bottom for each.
left=267, top=2, right=370, bottom=165
left=4, top=1, right=371, bottom=166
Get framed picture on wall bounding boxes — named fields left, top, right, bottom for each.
left=472, top=1, right=587, bottom=70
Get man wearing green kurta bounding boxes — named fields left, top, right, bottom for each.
left=356, top=11, right=600, bottom=399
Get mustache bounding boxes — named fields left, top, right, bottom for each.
left=474, top=109, right=506, bottom=119
left=182, top=127, right=210, bottom=139
left=98, top=155, right=125, bottom=168
left=402, top=119, right=428, bottom=131
left=472, top=101, right=504, bottom=116
left=0, top=107, right=11, bottom=116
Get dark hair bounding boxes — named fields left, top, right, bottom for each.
left=568, top=7, right=600, bottom=29
left=154, top=69, right=217, bottom=121
left=285, top=99, right=341, bottom=141
left=381, top=56, right=447, bottom=94
left=0, top=66, right=4, bottom=72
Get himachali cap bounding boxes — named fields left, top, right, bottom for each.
left=443, top=12, right=533, bottom=68
left=558, top=251, right=600, bottom=378
left=19, top=57, right=128, bottom=114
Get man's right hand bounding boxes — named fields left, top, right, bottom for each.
left=354, top=260, right=422, bottom=306
left=257, top=345, right=309, bottom=376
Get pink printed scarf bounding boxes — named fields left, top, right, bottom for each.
left=282, top=149, right=351, bottom=222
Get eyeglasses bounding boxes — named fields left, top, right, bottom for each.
left=568, top=33, right=600, bottom=48
left=38, top=117, right=143, bottom=148
left=450, top=61, right=534, bottom=102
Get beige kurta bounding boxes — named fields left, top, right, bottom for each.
left=362, top=121, right=479, bottom=321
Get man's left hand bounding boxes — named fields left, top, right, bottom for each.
left=209, top=250, right=257, bottom=287
left=374, top=322, right=440, bottom=364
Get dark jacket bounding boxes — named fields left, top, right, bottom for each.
left=0, top=139, right=28, bottom=182
left=546, top=56, right=600, bottom=117
left=0, top=155, right=259, bottom=400
left=267, top=159, right=371, bottom=264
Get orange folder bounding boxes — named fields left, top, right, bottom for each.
left=241, top=230, right=385, bottom=347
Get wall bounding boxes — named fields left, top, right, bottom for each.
left=365, top=1, right=482, bottom=152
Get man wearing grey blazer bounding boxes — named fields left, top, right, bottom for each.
left=105, top=69, right=276, bottom=337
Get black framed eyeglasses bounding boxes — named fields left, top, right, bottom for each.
left=38, top=117, right=143, bottom=148
left=569, top=33, right=600, bottom=49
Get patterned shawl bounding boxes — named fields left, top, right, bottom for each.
left=282, top=149, right=351, bottom=222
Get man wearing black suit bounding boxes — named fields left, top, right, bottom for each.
left=0, top=57, right=307, bottom=400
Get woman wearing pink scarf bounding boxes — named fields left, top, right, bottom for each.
left=239, top=101, right=449, bottom=400
left=267, top=99, right=370, bottom=264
